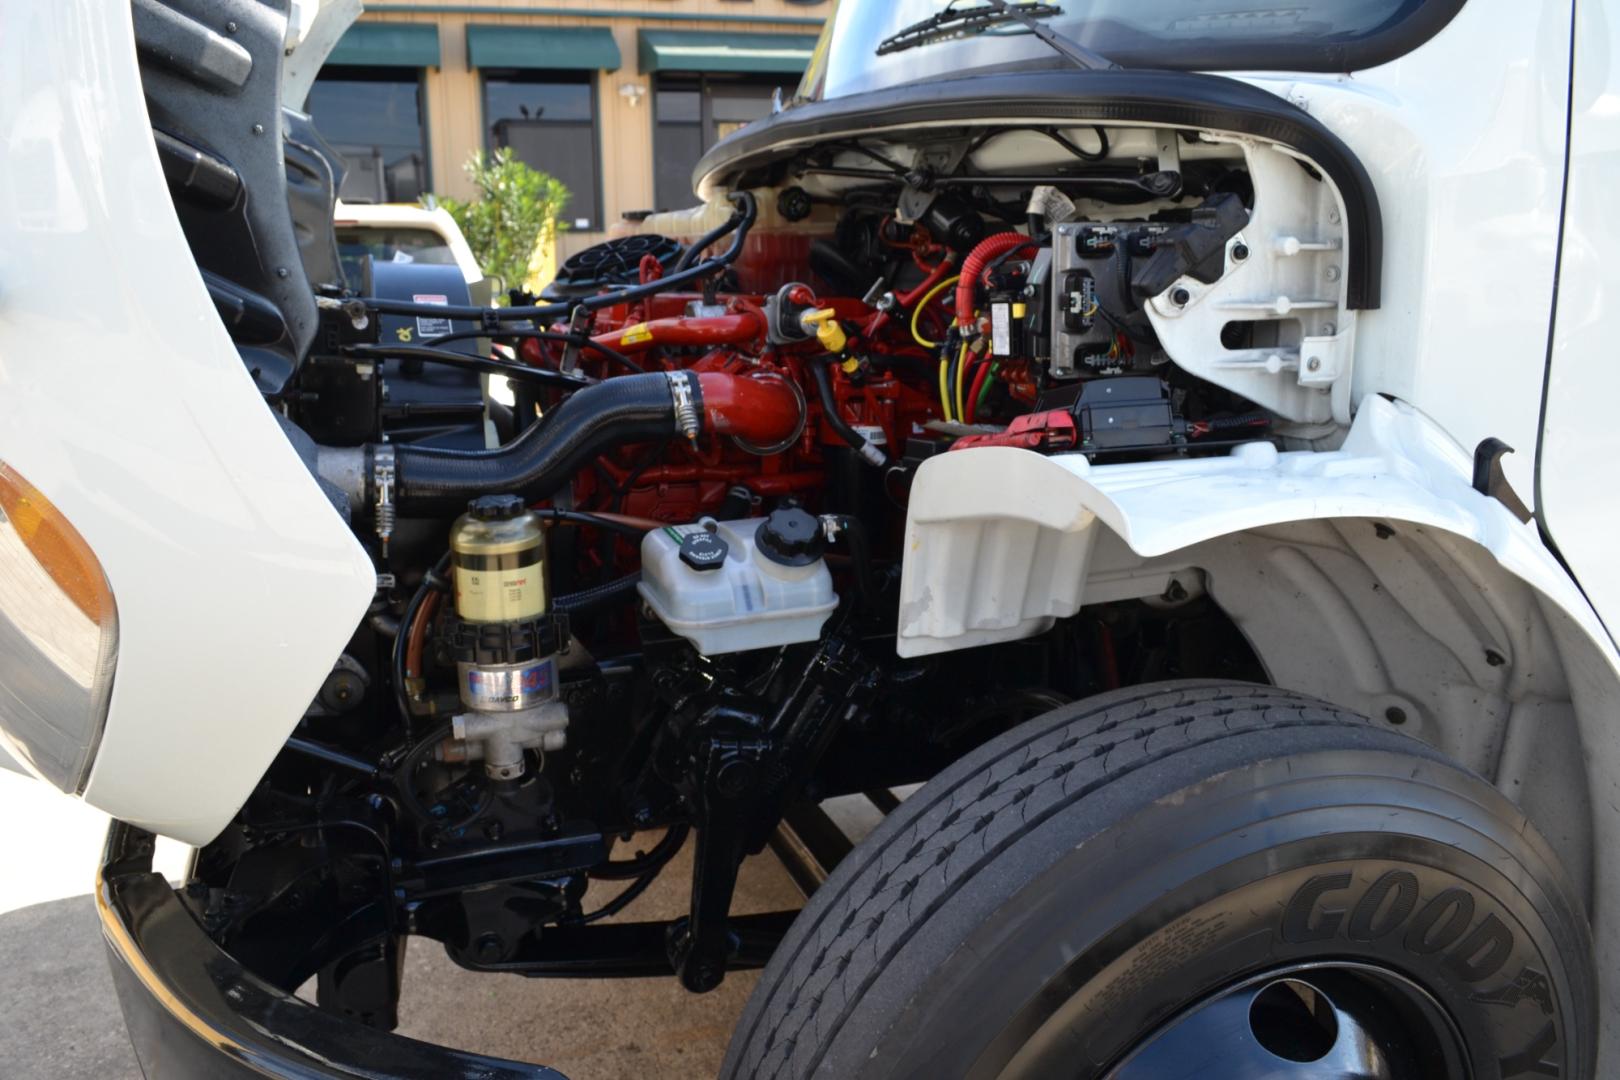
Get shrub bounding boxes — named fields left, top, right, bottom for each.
left=433, top=148, right=569, bottom=295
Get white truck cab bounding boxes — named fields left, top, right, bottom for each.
left=333, top=200, right=483, bottom=290
left=1, top=1, right=1616, bottom=1077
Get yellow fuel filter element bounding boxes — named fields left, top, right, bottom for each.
left=450, top=494, right=547, bottom=623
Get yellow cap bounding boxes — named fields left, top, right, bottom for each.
left=840, top=356, right=861, bottom=374
left=801, top=308, right=847, bottom=354
left=1012, top=302, right=1028, bottom=318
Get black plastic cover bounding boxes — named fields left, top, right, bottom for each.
left=540, top=234, right=684, bottom=301
left=283, top=107, right=348, bottom=294
left=1038, top=377, right=1187, bottom=454
left=136, top=0, right=345, bottom=393
left=452, top=617, right=564, bottom=666
left=1073, top=377, right=1184, bottom=452
left=1130, top=192, right=1249, bottom=299
left=367, top=261, right=480, bottom=355
left=362, top=261, right=487, bottom=449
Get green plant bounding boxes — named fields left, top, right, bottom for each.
left=432, top=148, right=569, bottom=296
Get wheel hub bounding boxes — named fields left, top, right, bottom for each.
left=1108, top=964, right=1469, bottom=1079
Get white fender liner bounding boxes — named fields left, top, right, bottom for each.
left=897, top=394, right=1615, bottom=670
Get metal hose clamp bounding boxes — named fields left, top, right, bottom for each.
left=666, top=371, right=700, bottom=443
left=372, top=443, right=397, bottom=557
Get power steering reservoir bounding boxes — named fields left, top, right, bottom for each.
left=446, top=494, right=567, bottom=778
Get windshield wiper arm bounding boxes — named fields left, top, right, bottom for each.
left=877, top=2, right=1060, bottom=57
left=876, top=1, right=1120, bottom=72
left=981, top=0, right=1120, bottom=70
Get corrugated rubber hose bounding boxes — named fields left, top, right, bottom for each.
left=393, top=371, right=699, bottom=514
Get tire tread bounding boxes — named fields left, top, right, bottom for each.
left=725, top=681, right=1373, bottom=1080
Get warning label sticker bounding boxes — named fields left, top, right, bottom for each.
left=412, top=294, right=452, bottom=338
left=990, top=302, right=1012, bottom=356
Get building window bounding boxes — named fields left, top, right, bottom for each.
left=653, top=75, right=777, bottom=212
left=306, top=67, right=429, bottom=204
left=483, top=72, right=601, bottom=231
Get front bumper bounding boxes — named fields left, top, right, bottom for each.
left=98, top=821, right=566, bottom=1079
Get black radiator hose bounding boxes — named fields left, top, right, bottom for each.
left=391, top=371, right=700, bottom=514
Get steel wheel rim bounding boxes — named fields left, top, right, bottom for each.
left=1104, top=961, right=1471, bottom=1080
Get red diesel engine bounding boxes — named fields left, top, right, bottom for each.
left=518, top=274, right=945, bottom=530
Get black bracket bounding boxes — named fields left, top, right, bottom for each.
left=665, top=629, right=880, bottom=993
left=668, top=732, right=771, bottom=992
left=446, top=911, right=797, bottom=978
left=1472, top=437, right=1532, bottom=524
left=1130, top=191, right=1249, bottom=301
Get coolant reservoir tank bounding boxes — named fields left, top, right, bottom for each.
left=638, top=510, right=837, bottom=655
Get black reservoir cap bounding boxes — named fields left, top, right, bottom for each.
left=679, top=530, right=729, bottom=572
left=755, top=507, right=825, bottom=567
left=469, top=493, right=525, bottom=520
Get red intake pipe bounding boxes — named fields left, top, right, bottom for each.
left=697, top=371, right=804, bottom=447
left=594, top=311, right=765, bottom=355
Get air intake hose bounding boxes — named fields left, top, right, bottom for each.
left=393, top=371, right=700, bottom=514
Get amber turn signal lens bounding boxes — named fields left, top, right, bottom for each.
left=0, top=461, right=119, bottom=793
left=0, top=463, right=114, bottom=627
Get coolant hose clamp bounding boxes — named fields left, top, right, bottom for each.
left=372, top=443, right=397, bottom=556
left=666, top=370, right=701, bottom=443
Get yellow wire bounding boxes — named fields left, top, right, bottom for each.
left=955, top=342, right=970, bottom=423
left=938, top=343, right=954, bottom=421
left=910, top=274, right=961, bottom=350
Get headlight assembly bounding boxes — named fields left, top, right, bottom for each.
left=0, top=462, right=118, bottom=793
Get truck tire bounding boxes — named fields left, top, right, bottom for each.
left=723, top=681, right=1595, bottom=1079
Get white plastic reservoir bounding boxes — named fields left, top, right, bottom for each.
left=638, top=514, right=838, bottom=655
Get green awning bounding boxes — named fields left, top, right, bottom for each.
left=326, top=23, right=440, bottom=68
left=638, top=30, right=819, bottom=75
left=466, top=26, right=622, bottom=72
